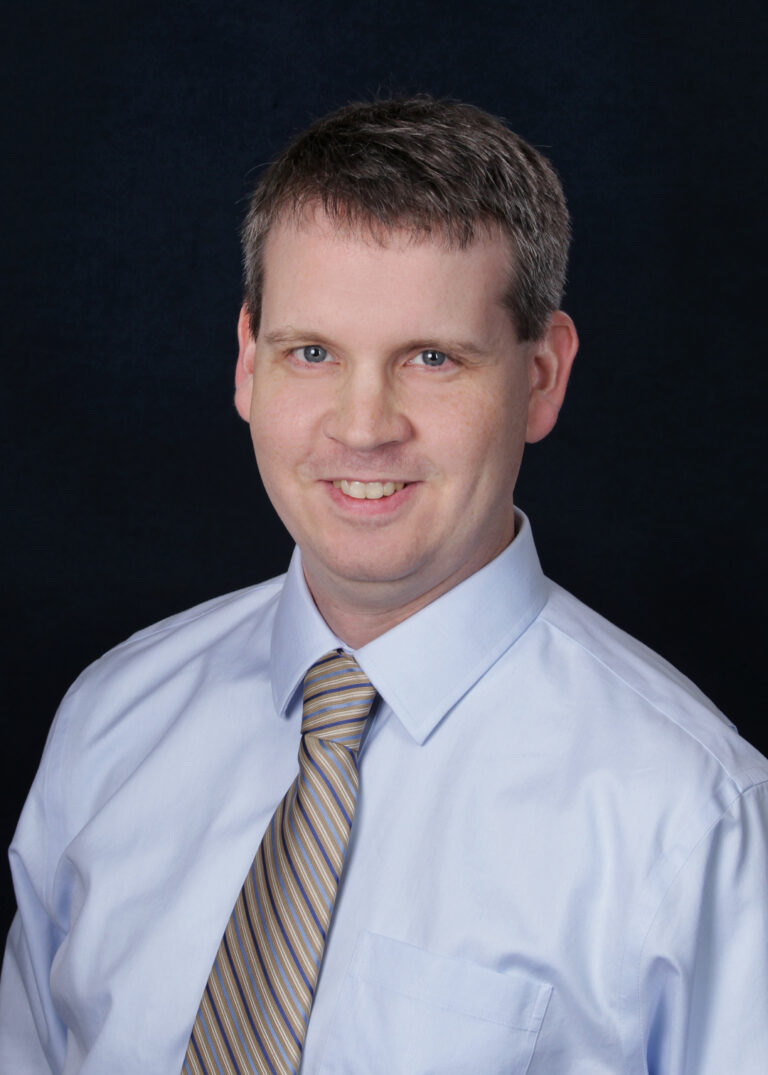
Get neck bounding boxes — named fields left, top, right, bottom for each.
left=302, top=540, right=516, bottom=649
left=305, top=580, right=437, bottom=648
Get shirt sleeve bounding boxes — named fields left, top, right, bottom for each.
left=0, top=916, right=62, bottom=1072
left=0, top=728, right=68, bottom=1073
left=639, top=779, right=768, bottom=1074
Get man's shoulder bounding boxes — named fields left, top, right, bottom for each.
left=539, top=580, right=723, bottom=718
left=14, top=573, right=291, bottom=897
left=59, top=572, right=286, bottom=728
left=117, top=573, right=287, bottom=649
left=534, top=580, right=767, bottom=790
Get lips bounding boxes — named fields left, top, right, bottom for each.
left=332, top=479, right=406, bottom=500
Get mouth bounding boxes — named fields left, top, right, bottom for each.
left=332, top=479, right=407, bottom=500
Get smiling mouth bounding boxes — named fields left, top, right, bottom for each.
left=333, top=479, right=407, bottom=500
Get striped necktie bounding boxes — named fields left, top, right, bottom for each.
left=183, top=649, right=377, bottom=1075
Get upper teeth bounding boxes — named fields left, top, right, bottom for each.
left=334, top=479, right=405, bottom=500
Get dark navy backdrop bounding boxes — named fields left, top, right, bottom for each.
left=2, top=0, right=766, bottom=933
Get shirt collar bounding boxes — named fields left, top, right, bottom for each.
left=271, top=509, right=549, bottom=744
left=270, top=553, right=343, bottom=718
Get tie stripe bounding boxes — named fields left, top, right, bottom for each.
left=184, top=650, right=376, bottom=1075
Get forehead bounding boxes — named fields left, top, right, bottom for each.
left=259, top=210, right=514, bottom=341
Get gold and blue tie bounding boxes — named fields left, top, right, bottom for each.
left=183, top=650, right=377, bottom=1075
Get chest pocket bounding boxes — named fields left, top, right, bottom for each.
left=317, top=931, right=552, bottom=1074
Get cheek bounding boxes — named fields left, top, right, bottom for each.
left=435, top=386, right=528, bottom=476
left=250, top=384, right=314, bottom=461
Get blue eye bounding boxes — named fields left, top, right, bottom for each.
left=416, top=349, right=449, bottom=367
left=300, top=345, right=328, bottom=363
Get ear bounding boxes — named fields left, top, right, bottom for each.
left=234, top=304, right=256, bottom=421
left=525, top=311, right=579, bottom=443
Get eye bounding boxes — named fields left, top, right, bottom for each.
left=411, top=349, right=450, bottom=368
left=294, top=344, right=329, bottom=364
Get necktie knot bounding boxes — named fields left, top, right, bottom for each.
left=301, top=649, right=376, bottom=752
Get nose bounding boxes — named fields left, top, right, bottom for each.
left=322, top=366, right=412, bottom=451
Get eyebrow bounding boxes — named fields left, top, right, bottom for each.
left=263, top=326, right=490, bottom=358
left=263, top=327, right=322, bottom=346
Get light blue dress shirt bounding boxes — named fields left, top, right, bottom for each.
left=1, top=512, right=767, bottom=1073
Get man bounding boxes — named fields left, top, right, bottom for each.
left=1, top=97, right=766, bottom=1074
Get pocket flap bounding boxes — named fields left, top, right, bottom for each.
left=318, top=931, right=552, bottom=1074
left=350, top=931, right=551, bottom=1031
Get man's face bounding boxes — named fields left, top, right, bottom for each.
left=236, top=211, right=567, bottom=630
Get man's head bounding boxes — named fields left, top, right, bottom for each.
left=235, top=97, right=578, bottom=646
left=241, top=96, right=571, bottom=344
